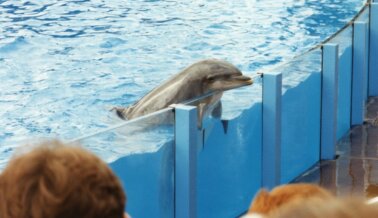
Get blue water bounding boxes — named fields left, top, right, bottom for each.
left=0, top=0, right=365, bottom=167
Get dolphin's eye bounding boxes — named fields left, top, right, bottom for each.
left=207, top=76, right=216, bottom=82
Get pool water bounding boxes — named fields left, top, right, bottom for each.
left=0, top=0, right=365, bottom=167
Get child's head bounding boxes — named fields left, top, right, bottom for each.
left=0, top=140, right=126, bottom=218
left=248, top=183, right=334, bottom=215
left=268, top=197, right=378, bottom=218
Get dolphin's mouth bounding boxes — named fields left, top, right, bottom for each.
left=228, top=75, right=254, bottom=88
left=213, top=74, right=253, bottom=91
left=232, top=75, right=253, bottom=85
left=208, top=73, right=254, bottom=92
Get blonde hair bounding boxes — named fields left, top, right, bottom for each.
left=268, top=197, right=378, bottom=218
left=248, top=183, right=333, bottom=215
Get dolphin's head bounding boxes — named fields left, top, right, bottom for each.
left=192, top=59, right=253, bottom=93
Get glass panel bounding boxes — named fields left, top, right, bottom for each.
left=75, top=109, right=175, bottom=218
left=355, top=4, right=369, bottom=22
left=278, top=48, right=322, bottom=183
left=329, top=25, right=353, bottom=140
left=185, top=77, right=263, bottom=218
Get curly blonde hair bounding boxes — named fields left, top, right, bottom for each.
left=0, top=141, right=126, bottom=218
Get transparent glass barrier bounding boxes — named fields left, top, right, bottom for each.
left=329, top=25, right=353, bottom=140
left=186, top=77, right=263, bottom=218
left=356, top=3, right=370, bottom=22
left=278, top=48, right=322, bottom=183
left=74, top=109, right=175, bottom=218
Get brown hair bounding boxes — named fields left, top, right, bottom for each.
left=0, top=141, right=126, bottom=218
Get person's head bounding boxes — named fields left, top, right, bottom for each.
left=248, top=183, right=334, bottom=215
left=267, top=197, right=378, bottom=218
left=0, top=140, right=126, bottom=218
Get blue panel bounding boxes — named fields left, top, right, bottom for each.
left=175, top=105, right=198, bottom=218
left=364, top=9, right=369, bottom=102
left=370, top=3, right=378, bottom=96
left=78, top=109, right=175, bottom=218
left=190, top=78, right=263, bottom=218
left=356, top=6, right=370, bottom=101
left=352, top=21, right=368, bottom=125
left=262, top=72, right=282, bottom=189
left=279, top=48, right=322, bottom=183
left=321, top=44, right=338, bottom=160
left=329, top=25, right=353, bottom=139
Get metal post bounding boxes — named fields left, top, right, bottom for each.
left=321, top=44, right=339, bottom=160
left=262, top=72, right=282, bottom=189
left=174, top=105, right=197, bottom=218
left=370, top=3, right=378, bottom=96
left=352, top=21, right=368, bottom=125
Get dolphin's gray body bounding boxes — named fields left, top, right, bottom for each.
left=114, top=59, right=253, bottom=126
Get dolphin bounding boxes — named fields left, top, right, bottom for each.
left=113, top=59, right=253, bottom=127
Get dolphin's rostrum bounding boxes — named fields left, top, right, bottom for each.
left=114, top=59, right=253, bottom=127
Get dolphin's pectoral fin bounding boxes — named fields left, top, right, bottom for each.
left=211, top=101, right=222, bottom=118
left=197, top=103, right=207, bottom=129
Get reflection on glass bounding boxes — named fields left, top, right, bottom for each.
left=276, top=48, right=322, bottom=183
left=355, top=4, right=369, bottom=22
left=221, top=77, right=263, bottom=120
left=74, top=109, right=175, bottom=218
left=329, top=25, right=353, bottom=57
left=280, top=49, right=322, bottom=93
